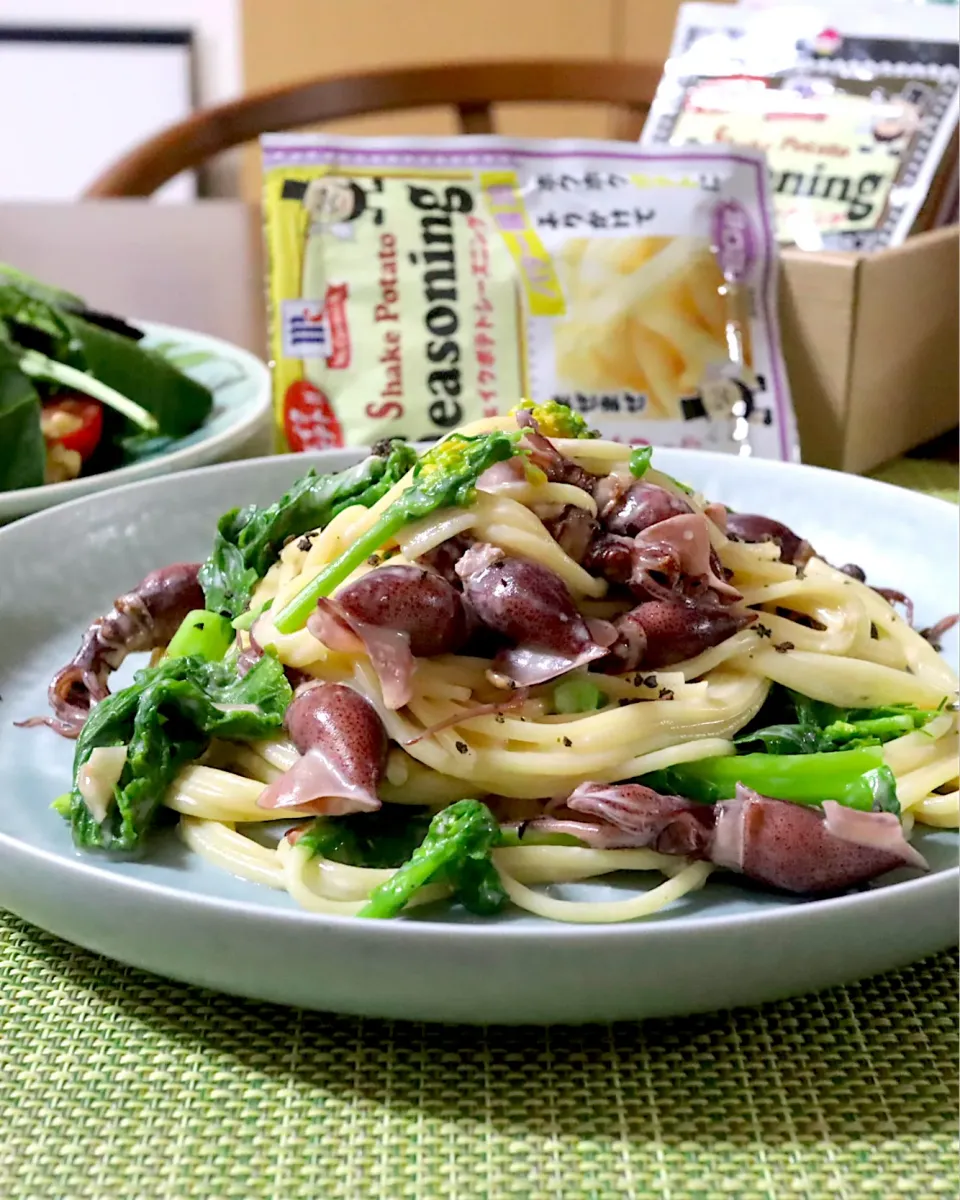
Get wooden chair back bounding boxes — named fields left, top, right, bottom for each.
left=85, top=59, right=661, bottom=197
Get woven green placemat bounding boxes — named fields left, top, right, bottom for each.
left=870, top=459, right=959, bottom=505
left=1, top=461, right=957, bottom=1200
left=0, top=916, right=956, bottom=1200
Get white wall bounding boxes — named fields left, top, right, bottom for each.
left=0, top=0, right=242, bottom=195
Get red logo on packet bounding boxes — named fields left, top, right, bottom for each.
left=321, top=283, right=351, bottom=370
left=811, top=28, right=842, bottom=57
left=283, top=381, right=345, bottom=450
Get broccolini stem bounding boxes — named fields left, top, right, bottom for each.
left=273, top=508, right=406, bottom=633
left=359, top=799, right=503, bottom=919
left=823, top=715, right=923, bottom=743
left=165, top=610, right=234, bottom=662
left=641, top=746, right=891, bottom=810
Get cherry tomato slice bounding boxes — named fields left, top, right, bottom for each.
left=41, top=397, right=104, bottom=461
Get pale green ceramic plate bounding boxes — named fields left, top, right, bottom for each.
left=0, top=321, right=271, bottom=523
left=0, top=450, right=956, bottom=1023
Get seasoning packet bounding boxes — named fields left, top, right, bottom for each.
left=261, top=134, right=796, bottom=460
left=641, top=3, right=960, bottom=250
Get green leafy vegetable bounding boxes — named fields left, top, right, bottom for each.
left=510, top=398, right=597, bottom=439
left=0, top=337, right=44, bottom=489
left=297, top=805, right=434, bottom=870
left=736, top=688, right=939, bottom=754
left=165, top=610, right=234, bottom=662
left=199, top=441, right=418, bottom=620
left=552, top=677, right=607, bottom=714
left=0, top=268, right=215, bottom=491
left=0, top=280, right=79, bottom=361
left=0, top=262, right=84, bottom=310
left=58, top=313, right=211, bottom=441
left=67, top=653, right=292, bottom=852
left=0, top=285, right=164, bottom=435
left=455, top=854, right=510, bottom=915
left=274, top=431, right=519, bottom=634
left=358, top=800, right=507, bottom=918
left=849, top=765, right=900, bottom=816
left=629, top=445, right=653, bottom=478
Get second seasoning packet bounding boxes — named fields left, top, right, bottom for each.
left=642, top=3, right=960, bottom=251
left=262, top=134, right=796, bottom=459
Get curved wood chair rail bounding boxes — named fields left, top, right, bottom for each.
left=85, top=59, right=661, bottom=197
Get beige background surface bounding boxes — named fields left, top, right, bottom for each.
left=239, top=0, right=726, bottom=195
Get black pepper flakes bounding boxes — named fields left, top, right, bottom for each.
left=658, top=688, right=675, bottom=700
left=195, top=621, right=205, bottom=631
left=773, top=641, right=795, bottom=654
left=561, top=736, right=573, bottom=747
left=755, top=624, right=773, bottom=639
left=618, top=697, right=639, bottom=707
left=367, top=554, right=381, bottom=567
left=643, top=674, right=658, bottom=688
left=455, top=740, right=469, bottom=754
left=297, top=534, right=315, bottom=552
left=494, top=714, right=506, bottom=724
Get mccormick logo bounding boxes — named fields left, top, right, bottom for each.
left=280, top=285, right=351, bottom=368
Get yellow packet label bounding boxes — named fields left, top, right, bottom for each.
left=265, top=166, right=521, bottom=445
left=262, top=135, right=796, bottom=458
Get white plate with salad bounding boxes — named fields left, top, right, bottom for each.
left=0, top=265, right=270, bottom=523
left=0, top=413, right=957, bottom=1023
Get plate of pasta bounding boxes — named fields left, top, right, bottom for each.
left=0, top=402, right=957, bottom=1023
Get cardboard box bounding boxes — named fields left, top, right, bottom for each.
left=780, top=226, right=959, bottom=473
